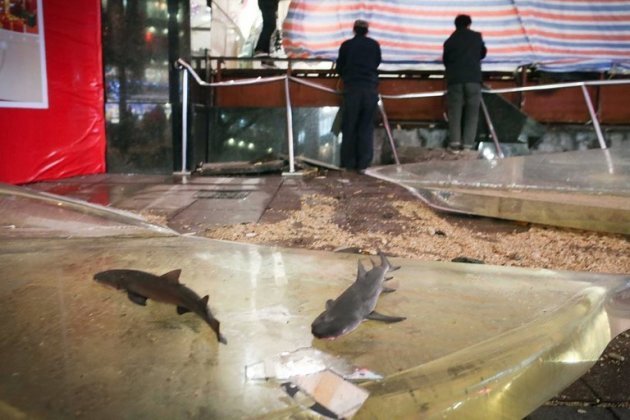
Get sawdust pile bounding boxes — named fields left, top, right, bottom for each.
left=206, top=195, right=356, bottom=249
left=203, top=193, right=630, bottom=274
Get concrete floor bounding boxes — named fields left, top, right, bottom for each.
left=28, top=174, right=285, bottom=233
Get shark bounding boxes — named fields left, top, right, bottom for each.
left=311, top=252, right=406, bottom=339
left=94, top=268, right=227, bottom=344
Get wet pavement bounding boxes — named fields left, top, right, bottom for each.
left=28, top=174, right=285, bottom=233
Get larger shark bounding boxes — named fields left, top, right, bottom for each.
left=94, top=268, right=227, bottom=344
left=311, top=252, right=406, bottom=339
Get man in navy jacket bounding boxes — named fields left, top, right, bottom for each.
left=443, top=14, right=487, bottom=151
left=337, top=19, right=382, bottom=172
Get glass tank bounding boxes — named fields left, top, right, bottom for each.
left=1, top=183, right=628, bottom=418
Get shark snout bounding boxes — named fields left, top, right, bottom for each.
left=93, top=270, right=125, bottom=289
left=93, top=271, right=110, bottom=283
left=311, top=314, right=347, bottom=339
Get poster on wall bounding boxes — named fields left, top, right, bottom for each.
left=0, top=0, right=48, bottom=108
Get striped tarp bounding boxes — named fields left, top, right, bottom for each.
left=282, top=0, right=630, bottom=72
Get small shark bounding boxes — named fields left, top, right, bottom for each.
left=311, top=252, right=406, bottom=339
left=94, top=269, right=227, bottom=344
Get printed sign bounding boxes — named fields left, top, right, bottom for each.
left=0, top=0, right=47, bottom=108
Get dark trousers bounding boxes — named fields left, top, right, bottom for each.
left=340, top=87, right=378, bottom=170
left=447, top=82, right=482, bottom=148
left=254, top=1, right=278, bottom=54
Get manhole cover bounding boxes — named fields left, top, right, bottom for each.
left=195, top=190, right=251, bottom=199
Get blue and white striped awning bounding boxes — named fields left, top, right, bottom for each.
left=282, top=0, right=630, bottom=72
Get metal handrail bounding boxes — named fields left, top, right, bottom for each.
left=378, top=78, right=630, bottom=153
left=176, top=58, right=397, bottom=173
left=177, top=58, right=629, bottom=173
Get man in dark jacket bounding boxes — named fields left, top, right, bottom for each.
left=337, top=19, right=382, bottom=172
left=443, top=14, right=487, bottom=151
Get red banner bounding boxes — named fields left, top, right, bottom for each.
left=0, top=0, right=105, bottom=184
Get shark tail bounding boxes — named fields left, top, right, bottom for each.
left=207, top=317, right=227, bottom=344
left=377, top=250, right=400, bottom=272
left=201, top=295, right=227, bottom=345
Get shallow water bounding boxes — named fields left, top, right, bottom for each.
left=1, top=183, right=628, bottom=418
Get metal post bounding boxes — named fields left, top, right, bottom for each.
left=519, top=65, right=527, bottom=109
left=580, top=84, right=607, bottom=149
left=480, top=95, right=504, bottom=158
left=377, top=95, right=400, bottom=165
left=284, top=76, right=295, bottom=173
left=181, top=69, right=189, bottom=173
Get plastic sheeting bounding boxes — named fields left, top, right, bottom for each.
left=0, top=0, right=105, bottom=185
left=366, top=147, right=630, bottom=235
left=282, top=0, right=630, bottom=72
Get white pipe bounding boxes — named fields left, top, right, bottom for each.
left=480, top=96, right=504, bottom=158
left=377, top=95, right=400, bottom=165
left=181, top=69, right=189, bottom=173
left=284, top=76, right=295, bottom=173
left=580, top=84, right=607, bottom=150
left=379, top=78, right=630, bottom=100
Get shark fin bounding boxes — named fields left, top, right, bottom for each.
left=161, top=269, right=182, bottom=284
left=357, top=260, right=367, bottom=279
left=127, top=291, right=148, bottom=306
left=383, top=279, right=400, bottom=291
left=369, top=257, right=378, bottom=268
left=177, top=306, right=191, bottom=315
left=367, top=311, right=406, bottom=323
left=325, top=299, right=334, bottom=310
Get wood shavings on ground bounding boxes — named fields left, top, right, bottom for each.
left=202, top=192, right=630, bottom=274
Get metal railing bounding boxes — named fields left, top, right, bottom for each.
left=177, top=58, right=630, bottom=174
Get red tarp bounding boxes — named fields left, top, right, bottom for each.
left=0, top=0, right=105, bottom=184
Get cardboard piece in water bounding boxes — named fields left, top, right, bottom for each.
left=293, top=369, right=369, bottom=418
